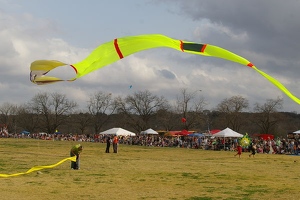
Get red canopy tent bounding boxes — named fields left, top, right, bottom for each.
left=253, top=133, right=274, bottom=140
left=172, top=130, right=194, bottom=136
left=209, top=129, right=221, bottom=134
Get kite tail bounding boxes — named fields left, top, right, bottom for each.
left=252, top=66, right=300, bottom=104
left=0, top=156, right=76, bottom=178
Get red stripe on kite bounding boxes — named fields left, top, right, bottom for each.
left=200, top=44, right=207, bottom=53
left=180, top=40, right=184, bottom=51
left=114, top=39, right=124, bottom=59
left=70, top=65, right=78, bottom=74
left=247, top=62, right=254, bottom=68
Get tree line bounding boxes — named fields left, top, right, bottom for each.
left=1, top=88, right=300, bottom=137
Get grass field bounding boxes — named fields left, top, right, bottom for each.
left=0, top=138, right=299, bottom=200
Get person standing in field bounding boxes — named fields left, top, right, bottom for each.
left=70, top=144, right=83, bottom=169
left=113, top=135, right=119, bottom=153
left=249, top=143, right=257, bottom=158
left=234, top=144, right=242, bottom=158
left=105, top=136, right=111, bottom=153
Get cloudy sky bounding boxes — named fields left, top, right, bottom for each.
left=1, top=0, right=300, bottom=112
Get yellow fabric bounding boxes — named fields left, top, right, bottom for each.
left=72, top=34, right=251, bottom=79
left=252, top=66, right=300, bottom=104
left=30, top=60, right=67, bottom=85
left=0, top=156, right=76, bottom=178
left=30, top=60, right=67, bottom=71
left=30, top=34, right=300, bottom=104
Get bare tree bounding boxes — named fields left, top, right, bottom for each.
left=216, top=95, right=249, bottom=132
left=0, top=102, right=18, bottom=131
left=70, top=111, right=92, bottom=135
left=30, top=92, right=77, bottom=134
left=253, top=97, right=284, bottom=134
left=155, top=103, right=178, bottom=131
left=15, top=103, right=40, bottom=133
left=116, top=90, right=167, bottom=132
left=87, top=91, right=117, bottom=135
left=176, top=88, right=206, bottom=130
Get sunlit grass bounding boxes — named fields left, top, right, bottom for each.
left=0, top=138, right=299, bottom=200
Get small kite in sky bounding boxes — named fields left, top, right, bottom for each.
left=30, top=34, right=300, bottom=104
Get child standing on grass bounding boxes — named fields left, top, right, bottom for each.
left=234, top=144, right=242, bottom=158
left=249, top=143, right=257, bottom=158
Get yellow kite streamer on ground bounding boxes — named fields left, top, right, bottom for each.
left=0, top=156, right=76, bottom=178
left=30, top=34, right=300, bottom=104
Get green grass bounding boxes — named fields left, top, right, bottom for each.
left=0, top=138, right=299, bottom=200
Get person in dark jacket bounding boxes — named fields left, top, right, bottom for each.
left=249, top=143, right=257, bottom=158
left=105, top=137, right=111, bottom=153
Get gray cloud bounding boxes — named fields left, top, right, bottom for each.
left=157, top=69, right=177, bottom=80
left=172, top=0, right=300, bottom=63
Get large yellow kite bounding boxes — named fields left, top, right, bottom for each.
left=30, top=34, right=300, bottom=104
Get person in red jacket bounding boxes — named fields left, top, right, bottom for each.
left=113, top=135, right=119, bottom=153
left=234, top=144, right=242, bottom=158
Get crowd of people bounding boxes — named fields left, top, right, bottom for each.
left=1, top=130, right=300, bottom=155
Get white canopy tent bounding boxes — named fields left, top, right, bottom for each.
left=100, top=128, right=136, bottom=136
left=140, top=128, right=159, bottom=135
left=293, top=130, right=300, bottom=134
left=213, top=127, right=243, bottom=138
left=213, top=128, right=243, bottom=150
